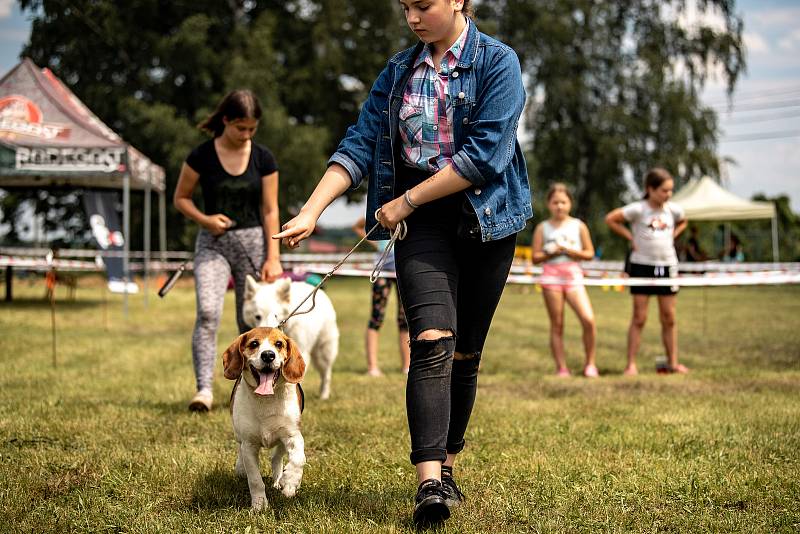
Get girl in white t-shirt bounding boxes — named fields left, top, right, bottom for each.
left=606, top=168, right=688, bottom=375
left=531, top=183, right=598, bottom=377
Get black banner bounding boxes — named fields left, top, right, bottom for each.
left=82, top=191, right=125, bottom=281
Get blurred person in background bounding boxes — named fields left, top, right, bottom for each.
left=531, top=183, right=598, bottom=378
left=174, top=90, right=282, bottom=412
left=606, top=168, right=688, bottom=375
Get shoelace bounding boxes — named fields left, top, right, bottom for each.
left=441, top=475, right=465, bottom=501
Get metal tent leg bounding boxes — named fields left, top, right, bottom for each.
left=144, top=178, right=151, bottom=307
left=123, top=174, right=130, bottom=317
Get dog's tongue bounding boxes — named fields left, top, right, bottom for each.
left=255, top=369, right=277, bottom=396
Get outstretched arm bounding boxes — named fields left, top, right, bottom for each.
left=272, top=164, right=351, bottom=248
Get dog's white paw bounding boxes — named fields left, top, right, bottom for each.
left=251, top=494, right=269, bottom=511
left=276, top=472, right=301, bottom=497
left=280, top=483, right=298, bottom=498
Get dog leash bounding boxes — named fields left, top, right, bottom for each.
left=276, top=209, right=407, bottom=329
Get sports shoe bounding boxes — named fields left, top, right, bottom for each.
left=413, top=479, right=450, bottom=527
left=556, top=367, right=571, bottom=377
left=440, top=466, right=465, bottom=508
left=188, top=389, right=213, bottom=412
left=583, top=364, right=599, bottom=378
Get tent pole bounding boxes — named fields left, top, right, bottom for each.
left=724, top=224, right=730, bottom=260
left=144, top=177, right=151, bottom=308
left=123, top=174, right=130, bottom=318
left=159, top=190, right=166, bottom=264
left=771, top=213, right=779, bottom=263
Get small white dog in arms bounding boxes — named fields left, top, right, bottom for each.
left=242, top=275, right=339, bottom=400
left=223, top=327, right=307, bottom=511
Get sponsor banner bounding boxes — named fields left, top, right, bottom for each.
left=0, top=94, right=71, bottom=140
left=82, top=191, right=125, bottom=281
left=15, top=145, right=127, bottom=173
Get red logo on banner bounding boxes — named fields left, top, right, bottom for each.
left=0, top=95, right=42, bottom=123
left=0, top=94, right=70, bottom=140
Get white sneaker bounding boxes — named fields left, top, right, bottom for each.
left=189, top=389, right=213, bottom=412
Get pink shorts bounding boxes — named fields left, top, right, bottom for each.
left=541, top=262, right=584, bottom=292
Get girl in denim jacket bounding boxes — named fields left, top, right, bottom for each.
left=275, top=0, right=531, bottom=526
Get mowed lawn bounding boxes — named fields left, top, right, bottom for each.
left=1, top=275, right=799, bottom=533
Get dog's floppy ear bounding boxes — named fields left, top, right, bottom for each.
left=244, top=274, right=260, bottom=301
left=282, top=336, right=306, bottom=384
left=222, top=333, right=248, bottom=380
left=277, top=277, right=292, bottom=303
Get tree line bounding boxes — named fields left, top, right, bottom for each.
left=2, top=0, right=769, bottom=258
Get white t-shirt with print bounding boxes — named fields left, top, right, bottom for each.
left=622, top=200, right=685, bottom=266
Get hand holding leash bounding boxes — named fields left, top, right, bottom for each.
left=376, top=193, right=415, bottom=233
left=370, top=208, right=406, bottom=283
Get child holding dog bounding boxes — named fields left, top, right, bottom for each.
left=605, top=167, right=688, bottom=376
left=274, top=0, right=531, bottom=526
left=531, top=183, right=598, bottom=378
left=174, top=89, right=283, bottom=412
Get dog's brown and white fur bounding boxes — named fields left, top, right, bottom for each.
left=243, top=275, right=338, bottom=400
left=223, top=327, right=306, bottom=511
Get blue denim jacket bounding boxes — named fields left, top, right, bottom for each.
left=329, top=20, right=532, bottom=242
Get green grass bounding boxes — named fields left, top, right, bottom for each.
left=1, top=275, right=799, bottom=533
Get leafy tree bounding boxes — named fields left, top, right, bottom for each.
left=7, top=0, right=407, bottom=250
left=476, top=0, right=745, bottom=257
left=4, top=0, right=751, bottom=260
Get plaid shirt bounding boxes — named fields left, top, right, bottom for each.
left=399, top=21, right=470, bottom=174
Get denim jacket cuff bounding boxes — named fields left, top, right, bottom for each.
left=328, top=153, right=362, bottom=189
left=452, top=152, right=485, bottom=186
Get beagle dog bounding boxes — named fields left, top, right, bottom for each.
left=222, top=327, right=307, bottom=511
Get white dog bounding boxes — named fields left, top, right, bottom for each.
left=223, top=327, right=307, bottom=511
left=242, top=275, right=338, bottom=400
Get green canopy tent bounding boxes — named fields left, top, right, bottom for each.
left=0, top=58, right=166, bottom=311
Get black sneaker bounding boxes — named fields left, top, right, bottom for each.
left=413, top=479, right=450, bottom=527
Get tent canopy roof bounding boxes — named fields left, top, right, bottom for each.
left=0, top=58, right=164, bottom=192
left=672, top=176, right=775, bottom=221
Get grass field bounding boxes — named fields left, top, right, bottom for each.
left=1, top=275, right=799, bottom=533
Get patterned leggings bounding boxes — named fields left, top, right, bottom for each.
left=191, top=227, right=265, bottom=392
left=368, top=277, right=408, bottom=331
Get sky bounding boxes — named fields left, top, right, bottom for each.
left=1, top=0, right=798, bottom=227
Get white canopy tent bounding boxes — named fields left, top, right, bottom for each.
left=672, top=176, right=778, bottom=261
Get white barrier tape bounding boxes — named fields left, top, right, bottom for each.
left=0, top=256, right=190, bottom=272
left=2, top=247, right=798, bottom=273
left=0, top=247, right=192, bottom=260
left=300, top=266, right=800, bottom=287
left=509, top=261, right=800, bottom=274
left=4, top=255, right=798, bottom=287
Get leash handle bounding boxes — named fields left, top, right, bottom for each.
left=370, top=208, right=406, bottom=283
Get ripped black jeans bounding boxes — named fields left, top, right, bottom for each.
left=393, top=171, right=516, bottom=465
